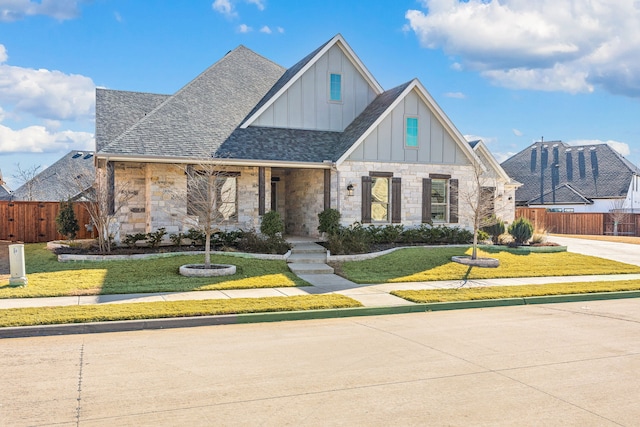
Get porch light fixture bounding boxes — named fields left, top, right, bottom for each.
left=346, top=183, right=355, bottom=196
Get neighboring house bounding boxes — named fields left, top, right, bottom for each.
left=501, top=141, right=640, bottom=213
left=96, top=34, right=517, bottom=239
left=9, top=151, right=96, bottom=202
left=0, top=169, right=11, bottom=200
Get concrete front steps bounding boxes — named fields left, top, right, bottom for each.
left=287, top=242, right=334, bottom=275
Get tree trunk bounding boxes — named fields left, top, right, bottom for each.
left=204, top=231, right=211, bottom=268
left=472, top=230, right=478, bottom=260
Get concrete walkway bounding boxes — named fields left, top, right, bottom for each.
left=1, top=236, right=640, bottom=311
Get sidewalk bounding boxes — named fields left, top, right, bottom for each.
left=2, top=236, right=640, bottom=310
left=2, top=272, right=640, bottom=310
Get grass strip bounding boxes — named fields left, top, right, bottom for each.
left=391, top=280, right=640, bottom=303
left=338, top=247, right=640, bottom=283
left=0, top=295, right=362, bottom=328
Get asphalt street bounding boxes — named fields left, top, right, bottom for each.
left=1, top=298, right=639, bottom=426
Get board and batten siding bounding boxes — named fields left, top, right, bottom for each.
left=252, top=44, right=377, bottom=131
left=348, top=89, right=468, bottom=165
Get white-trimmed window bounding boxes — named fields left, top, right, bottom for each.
left=329, top=73, right=342, bottom=102
left=431, top=179, right=448, bottom=222
left=405, top=117, right=418, bottom=147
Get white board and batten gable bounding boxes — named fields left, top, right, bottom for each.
left=243, top=34, right=381, bottom=132
left=340, top=80, right=479, bottom=166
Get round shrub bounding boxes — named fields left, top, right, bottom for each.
left=318, top=208, right=341, bottom=235
left=260, top=211, right=284, bottom=237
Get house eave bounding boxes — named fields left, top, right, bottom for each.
left=94, top=153, right=332, bottom=169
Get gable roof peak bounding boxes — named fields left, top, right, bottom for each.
left=241, top=33, right=384, bottom=128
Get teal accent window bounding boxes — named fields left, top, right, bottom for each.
left=329, top=73, right=342, bottom=101
left=406, top=117, right=418, bottom=147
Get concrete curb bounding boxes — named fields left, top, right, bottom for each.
left=2, top=290, right=639, bottom=339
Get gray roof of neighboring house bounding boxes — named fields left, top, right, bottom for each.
left=10, top=151, right=95, bottom=201
left=501, top=141, right=640, bottom=205
left=99, top=45, right=286, bottom=158
left=95, top=89, right=170, bottom=151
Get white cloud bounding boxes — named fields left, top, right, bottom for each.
left=212, top=0, right=266, bottom=18
left=0, top=47, right=95, bottom=121
left=444, top=91, right=465, bottom=99
left=0, top=124, right=93, bottom=153
left=246, top=0, right=265, bottom=11
left=567, top=139, right=631, bottom=156
left=513, top=129, right=523, bottom=137
left=464, top=134, right=497, bottom=144
left=114, top=11, right=123, bottom=23
left=406, top=0, right=640, bottom=97
left=493, top=151, right=517, bottom=163
left=277, top=26, right=284, bottom=33
left=260, top=25, right=271, bottom=34
left=0, top=45, right=6, bottom=63
left=237, top=24, right=252, bottom=33
left=212, top=0, right=236, bottom=18
left=0, top=0, right=83, bottom=22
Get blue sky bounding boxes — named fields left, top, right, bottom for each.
left=1, top=0, right=639, bottom=190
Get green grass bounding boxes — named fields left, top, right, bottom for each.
left=0, top=295, right=362, bottom=327
left=392, top=280, right=640, bottom=303
left=336, top=246, right=640, bottom=284
left=0, top=244, right=308, bottom=298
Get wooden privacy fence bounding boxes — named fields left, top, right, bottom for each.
left=516, top=208, right=640, bottom=236
left=0, top=201, right=95, bottom=243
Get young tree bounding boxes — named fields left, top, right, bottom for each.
left=462, top=158, right=500, bottom=260
left=66, top=162, right=134, bottom=253
left=12, top=163, right=41, bottom=201
left=55, top=200, right=80, bottom=241
left=609, top=198, right=630, bottom=236
left=175, top=158, right=238, bottom=268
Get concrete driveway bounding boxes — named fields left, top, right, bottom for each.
left=2, top=299, right=639, bottom=426
left=551, top=235, right=640, bottom=266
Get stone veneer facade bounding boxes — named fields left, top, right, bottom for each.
left=332, top=160, right=516, bottom=229
left=108, top=160, right=515, bottom=242
left=110, top=162, right=269, bottom=241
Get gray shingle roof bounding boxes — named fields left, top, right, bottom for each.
left=95, top=39, right=415, bottom=166
left=95, top=89, right=169, bottom=151
left=501, top=141, right=640, bottom=205
left=99, top=45, right=286, bottom=158
left=10, top=151, right=95, bottom=201
left=221, top=127, right=341, bottom=162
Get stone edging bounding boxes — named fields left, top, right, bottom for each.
left=58, top=250, right=289, bottom=262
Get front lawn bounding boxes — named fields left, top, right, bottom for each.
left=0, top=244, right=308, bottom=298
left=335, top=246, right=640, bottom=284
left=0, top=294, right=362, bottom=327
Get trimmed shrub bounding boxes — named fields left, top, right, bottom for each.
left=481, top=218, right=505, bottom=244
left=169, top=232, right=185, bottom=247
left=122, top=232, right=147, bottom=248
left=55, top=200, right=79, bottom=240
left=237, top=230, right=290, bottom=254
left=185, top=228, right=205, bottom=246
left=508, top=217, right=534, bottom=245
left=146, top=228, right=167, bottom=248
left=318, top=208, right=341, bottom=235
left=260, top=211, right=284, bottom=237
